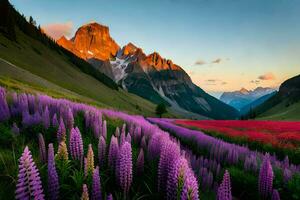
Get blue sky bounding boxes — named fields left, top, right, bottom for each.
left=10, top=0, right=300, bottom=97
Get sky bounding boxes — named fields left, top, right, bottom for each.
left=10, top=0, right=300, bottom=98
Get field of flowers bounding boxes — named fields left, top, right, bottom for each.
left=0, top=86, right=299, bottom=200
left=174, top=120, right=300, bottom=149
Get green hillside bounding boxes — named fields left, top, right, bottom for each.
left=0, top=30, right=166, bottom=116
left=253, top=74, right=300, bottom=120
left=0, top=0, right=178, bottom=117
left=257, top=100, right=300, bottom=120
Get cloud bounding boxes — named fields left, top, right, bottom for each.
left=211, top=58, right=222, bottom=64
left=250, top=80, right=260, bottom=84
left=258, top=72, right=276, bottom=81
left=194, top=59, right=206, bottom=66
left=206, top=79, right=217, bottom=83
left=42, top=21, right=73, bottom=40
left=204, top=79, right=228, bottom=86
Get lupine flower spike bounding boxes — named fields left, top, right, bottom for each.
left=92, top=166, right=101, bottom=200
left=98, top=136, right=106, bottom=167
left=38, top=133, right=47, bottom=163
left=81, top=184, right=89, bottom=200
left=48, top=144, right=59, bottom=200
left=86, top=144, right=95, bottom=176
left=116, top=142, right=132, bottom=194
left=259, top=154, right=274, bottom=200
left=57, top=140, right=68, bottom=161
left=16, top=146, right=45, bottom=200
left=217, top=170, right=232, bottom=200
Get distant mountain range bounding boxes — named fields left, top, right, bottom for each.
left=219, top=87, right=276, bottom=111
left=57, top=23, right=239, bottom=119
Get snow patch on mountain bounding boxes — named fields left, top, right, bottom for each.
left=109, top=56, right=135, bottom=83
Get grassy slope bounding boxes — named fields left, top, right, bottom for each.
left=257, top=100, right=300, bottom=120
left=0, top=29, right=174, bottom=117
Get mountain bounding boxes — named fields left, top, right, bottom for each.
left=58, top=23, right=239, bottom=119
left=220, top=87, right=276, bottom=110
left=0, top=0, right=164, bottom=117
left=253, top=74, right=300, bottom=120
left=57, top=23, right=119, bottom=61
left=240, top=91, right=277, bottom=115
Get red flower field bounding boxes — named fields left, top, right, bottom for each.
left=175, top=120, right=300, bottom=149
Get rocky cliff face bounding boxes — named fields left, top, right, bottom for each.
left=57, top=23, right=119, bottom=60
left=57, top=22, right=239, bottom=119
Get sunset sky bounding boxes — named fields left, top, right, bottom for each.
left=10, top=0, right=300, bottom=97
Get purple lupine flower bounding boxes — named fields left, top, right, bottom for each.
left=15, top=146, right=45, bottom=200
left=133, top=126, right=141, bottom=144
left=81, top=184, right=89, bottom=200
left=86, top=144, right=95, bottom=176
left=57, top=117, right=66, bottom=142
left=217, top=170, right=232, bottom=200
left=141, top=136, right=147, bottom=150
left=166, top=156, right=199, bottom=200
left=125, top=133, right=131, bottom=143
left=38, top=133, right=47, bottom=163
left=11, top=122, right=20, bottom=135
left=115, top=127, right=120, bottom=138
left=259, top=154, right=274, bottom=200
left=202, top=171, right=214, bottom=191
left=85, top=111, right=91, bottom=128
left=158, top=140, right=180, bottom=193
left=98, top=136, right=106, bottom=167
left=102, top=120, right=107, bottom=139
left=57, top=140, right=68, bottom=161
left=0, top=87, right=10, bottom=122
left=120, top=129, right=126, bottom=146
left=66, top=107, right=74, bottom=130
left=107, top=194, right=113, bottom=200
left=42, top=106, right=50, bottom=129
left=116, top=142, right=132, bottom=194
left=283, top=168, right=292, bottom=183
left=48, top=144, right=59, bottom=200
left=93, top=121, right=101, bottom=139
left=283, top=156, right=289, bottom=169
left=69, top=127, right=84, bottom=163
left=52, top=113, right=58, bottom=127
left=181, top=166, right=199, bottom=200
left=121, top=123, right=126, bottom=136
left=244, top=154, right=258, bottom=172
left=92, top=166, right=101, bottom=200
left=136, top=149, right=144, bottom=176
left=108, top=135, right=119, bottom=170
left=271, top=189, right=280, bottom=200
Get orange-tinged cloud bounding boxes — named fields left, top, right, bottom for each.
left=258, top=72, right=276, bottom=80
left=212, top=58, right=222, bottom=64
left=42, top=21, right=73, bottom=40
left=194, top=60, right=206, bottom=65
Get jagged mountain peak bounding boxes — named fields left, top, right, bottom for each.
left=143, top=51, right=182, bottom=71
left=122, top=42, right=138, bottom=55
left=239, top=87, right=249, bottom=94
left=57, top=21, right=119, bottom=61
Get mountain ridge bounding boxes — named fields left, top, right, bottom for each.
left=220, top=87, right=276, bottom=110
left=57, top=22, right=239, bottom=119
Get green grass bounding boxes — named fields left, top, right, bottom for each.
left=0, top=29, right=176, bottom=117
left=257, top=100, right=300, bottom=120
